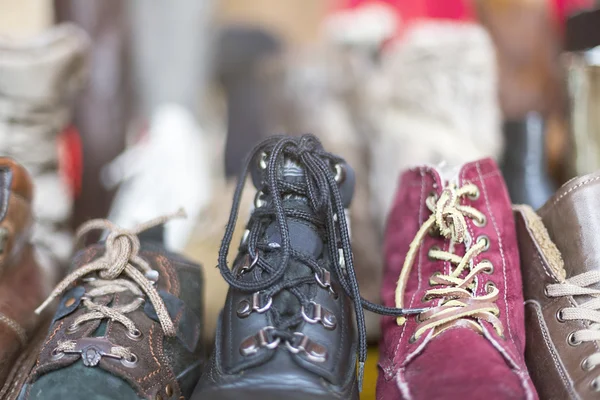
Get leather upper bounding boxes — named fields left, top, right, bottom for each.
left=19, top=242, right=204, bottom=400
left=193, top=155, right=359, bottom=400
left=0, top=158, right=50, bottom=387
left=0, top=158, right=34, bottom=273
left=519, top=170, right=600, bottom=399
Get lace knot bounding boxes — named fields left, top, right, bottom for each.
left=101, top=230, right=141, bottom=280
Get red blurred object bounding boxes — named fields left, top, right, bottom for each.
left=330, top=0, right=475, bottom=25
left=57, top=125, right=83, bottom=198
left=551, top=0, right=594, bottom=29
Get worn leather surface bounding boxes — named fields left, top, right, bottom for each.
left=520, top=170, right=600, bottom=399
left=0, top=159, right=50, bottom=387
left=515, top=207, right=587, bottom=400
left=193, top=158, right=358, bottom=400
left=378, top=158, right=536, bottom=399
left=20, top=243, right=204, bottom=400
left=539, top=171, right=600, bottom=282
left=0, top=158, right=34, bottom=273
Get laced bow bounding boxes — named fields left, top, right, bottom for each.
left=219, top=135, right=423, bottom=389
left=395, top=183, right=503, bottom=340
left=35, top=210, right=186, bottom=337
left=546, top=270, right=600, bottom=374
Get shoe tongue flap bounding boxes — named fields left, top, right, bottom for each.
left=539, top=172, right=600, bottom=278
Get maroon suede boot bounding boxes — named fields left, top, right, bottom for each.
left=377, top=158, right=537, bottom=400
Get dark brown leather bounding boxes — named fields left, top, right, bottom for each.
left=0, top=159, right=51, bottom=387
left=539, top=171, right=600, bottom=281
left=0, top=246, right=51, bottom=386
left=0, top=158, right=34, bottom=272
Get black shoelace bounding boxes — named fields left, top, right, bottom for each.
left=218, top=134, right=425, bottom=389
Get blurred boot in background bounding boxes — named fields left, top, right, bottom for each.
left=477, top=0, right=566, bottom=190
left=218, top=26, right=281, bottom=178
left=0, top=159, right=56, bottom=391
left=55, top=0, right=131, bottom=227
left=502, top=113, right=556, bottom=209
left=367, top=21, right=502, bottom=232
left=105, top=0, right=217, bottom=251
left=0, top=23, right=88, bottom=273
left=565, top=7, right=600, bottom=178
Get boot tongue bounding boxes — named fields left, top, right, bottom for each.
left=260, top=157, right=324, bottom=258
left=539, top=172, right=600, bottom=278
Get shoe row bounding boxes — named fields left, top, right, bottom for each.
left=0, top=134, right=598, bottom=400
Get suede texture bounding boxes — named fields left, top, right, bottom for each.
left=377, top=158, right=536, bottom=400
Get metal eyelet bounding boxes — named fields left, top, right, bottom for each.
left=592, top=377, right=600, bottom=392
left=334, top=163, right=346, bottom=183
left=121, top=353, right=138, bottom=368
left=428, top=191, right=439, bottom=203
left=428, top=246, right=441, bottom=261
left=583, top=358, right=594, bottom=371
left=477, top=235, right=491, bottom=251
left=315, top=268, right=337, bottom=298
left=556, top=308, right=566, bottom=323
left=301, top=301, right=337, bottom=330
left=259, top=152, right=268, bottom=170
left=241, top=229, right=250, bottom=246
left=237, top=291, right=273, bottom=318
left=568, top=332, right=582, bottom=346
left=285, top=332, right=327, bottom=363
left=126, top=329, right=143, bottom=341
left=145, top=269, right=160, bottom=284
left=254, top=191, right=267, bottom=208
left=165, top=384, right=174, bottom=396
left=51, top=348, right=65, bottom=360
left=484, top=281, right=497, bottom=294
left=543, top=286, right=551, bottom=297
left=468, top=187, right=480, bottom=200
left=240, top=326, right=280, bottom=356
left=473, top=215, right=487, bottom=228
left=408, top=334, right=418, bottom=344
left=480, top=259, right=494, bottom=274
left=236, top=253, right=260, bottom=277
left=67, top=323, right=82, bottom=334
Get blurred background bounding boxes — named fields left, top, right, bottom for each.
left=1, top=0, right=600, bottom=398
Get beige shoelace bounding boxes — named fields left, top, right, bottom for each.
left=394, top=183, right=503, bottom=341
left=546, top=270, right=600, bottom=372
left=35, top=210, right=186, bottom=359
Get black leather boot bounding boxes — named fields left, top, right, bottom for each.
left=192, top=134, right=418, bottom=399
left=501, top=112, right=556, bottom=209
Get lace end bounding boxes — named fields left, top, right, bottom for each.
left=358, top=361, right=365, bottom=392
left=34, top=301, right=50, bottom=315
left=399, top=307, right=429, bottom=316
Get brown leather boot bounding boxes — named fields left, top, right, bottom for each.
left=0, top=157, right=53, bottom=386
left=516, top=171, right=600, bottom=398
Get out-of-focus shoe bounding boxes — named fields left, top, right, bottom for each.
left=378, top=158, right=537, bottom=399
left=103, top=103, right=212, bottom=252
left=501, top=112, right=556, bottom=209
left=0, top=23, right=89, bottom=271
left=16, top=213, right=204, bottom=399
left=0, top=158, right=54, bottom=387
